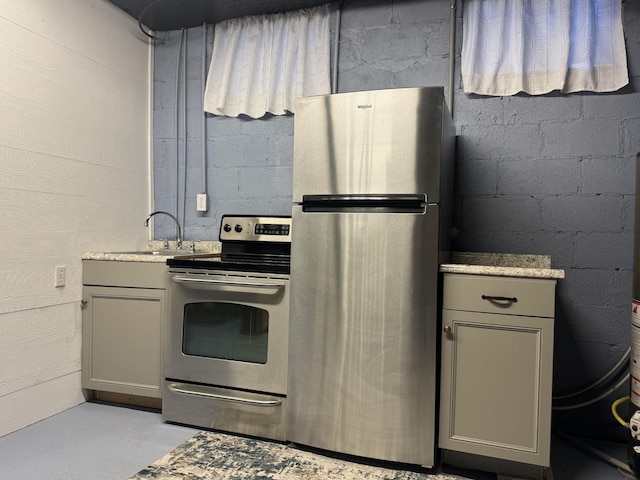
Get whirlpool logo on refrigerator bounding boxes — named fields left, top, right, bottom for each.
left=357, top=104, right=372, bottom=110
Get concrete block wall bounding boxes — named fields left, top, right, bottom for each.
left=153, top=0, right=640, bottom=435
left=153, top=27, right=294, bottom=241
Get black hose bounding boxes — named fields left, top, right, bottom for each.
left=138, top=0, right=165, bottom=39
left=554, top=430, right=634, bottom=476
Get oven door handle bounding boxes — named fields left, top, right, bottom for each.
left=171, top=275, right=284, bottom=292
left=168, top=383, right=282, bottom=407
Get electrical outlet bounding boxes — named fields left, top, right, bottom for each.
left=196, top=193, right=208, bottom=212
left=55, top=265, right=66, bottom=288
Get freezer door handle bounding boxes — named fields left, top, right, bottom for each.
left=303, top=194, right=427, bottom=203
left=168, top=383, right=282, bottom=407
left=301, top=194, right=428, bottom=213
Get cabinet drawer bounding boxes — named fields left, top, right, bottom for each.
left=83, top=260, right=167, bottom=288
left=163, top=382, right=286, bottom=442
left=443, top=274, right=556, bottom=318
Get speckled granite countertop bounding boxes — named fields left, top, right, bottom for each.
left=83, top=246, right=564, bottom=279
left=440, top=252, right=565, bottom=279
left=82, top=241, right=222, bottom=263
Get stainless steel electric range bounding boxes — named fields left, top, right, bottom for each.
left=162, top=215, right=291, bottom=441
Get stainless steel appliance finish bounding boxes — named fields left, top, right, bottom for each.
left=292, top=87, right=450, bottom=204
left=162, top=215, right=291, bottom=441
left=288, top=87, right=454, bottom=467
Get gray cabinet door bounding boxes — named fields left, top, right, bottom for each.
left=439, top=309, right=554, bottom=467
left=82, top=285, right=165, bottom=398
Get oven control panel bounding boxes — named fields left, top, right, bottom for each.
left=220, top=215, right=291, bottom=243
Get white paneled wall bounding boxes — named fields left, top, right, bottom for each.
left=0, top=0, right=152, bottom=436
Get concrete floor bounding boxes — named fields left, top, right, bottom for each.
left=0, top=401, right=634, bottom=480
left=0, top=402, right=197, bottom=480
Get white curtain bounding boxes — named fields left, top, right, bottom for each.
left=461, top=0, right=628, bottom=96
left=203, top=4, right=331, bottom=118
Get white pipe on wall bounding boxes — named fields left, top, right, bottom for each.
left=147, top=35, right=155, bottom=238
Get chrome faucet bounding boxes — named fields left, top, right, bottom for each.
left=144, top=211, right=182, bottom=249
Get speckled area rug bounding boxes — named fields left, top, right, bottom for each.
left=130, top=431, right=471, bottom=480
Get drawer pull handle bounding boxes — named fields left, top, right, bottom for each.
left=168, top=383, right=282, bottom=407
left=482, top=295, right=518, bottom=306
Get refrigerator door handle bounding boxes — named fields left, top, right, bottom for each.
left=301, top=194, right=429, bottom=214
left=302, top=194, right=427, bottom=203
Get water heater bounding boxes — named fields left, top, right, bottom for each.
left=630, top=153, right=640, bottom=474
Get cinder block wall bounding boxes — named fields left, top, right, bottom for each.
left=152, top=26, right=294, bottom=240
left=153, top=0, right=640, bottom=435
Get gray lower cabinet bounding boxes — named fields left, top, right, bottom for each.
left=82, top=260, right=166, bottom=399
left=439, top=273, right=556, bottom=473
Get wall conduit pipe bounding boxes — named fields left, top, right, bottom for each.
left=448, top=0, right=456, bottom=117
left=201, top=23, right=208, bottom=198
left=332, top=2, right=344, bottom=93
left=181, top=29, right=188, bottom=233
left=172, top=29, right=185, bottom=242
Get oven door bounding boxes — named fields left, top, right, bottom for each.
left=165, top=269, right=289, bottom=395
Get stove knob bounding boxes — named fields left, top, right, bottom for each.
left=223, top=223, right=232, bottom=232
left=234, top=224, right=243, bottom=233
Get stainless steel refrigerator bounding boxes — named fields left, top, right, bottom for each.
left=288, top=87, right=455, bottom=467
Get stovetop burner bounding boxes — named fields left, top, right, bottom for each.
left=167, top=215, right=291, bottom=275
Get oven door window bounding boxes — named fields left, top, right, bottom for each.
left=182, top=302, right=269, bottom=364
